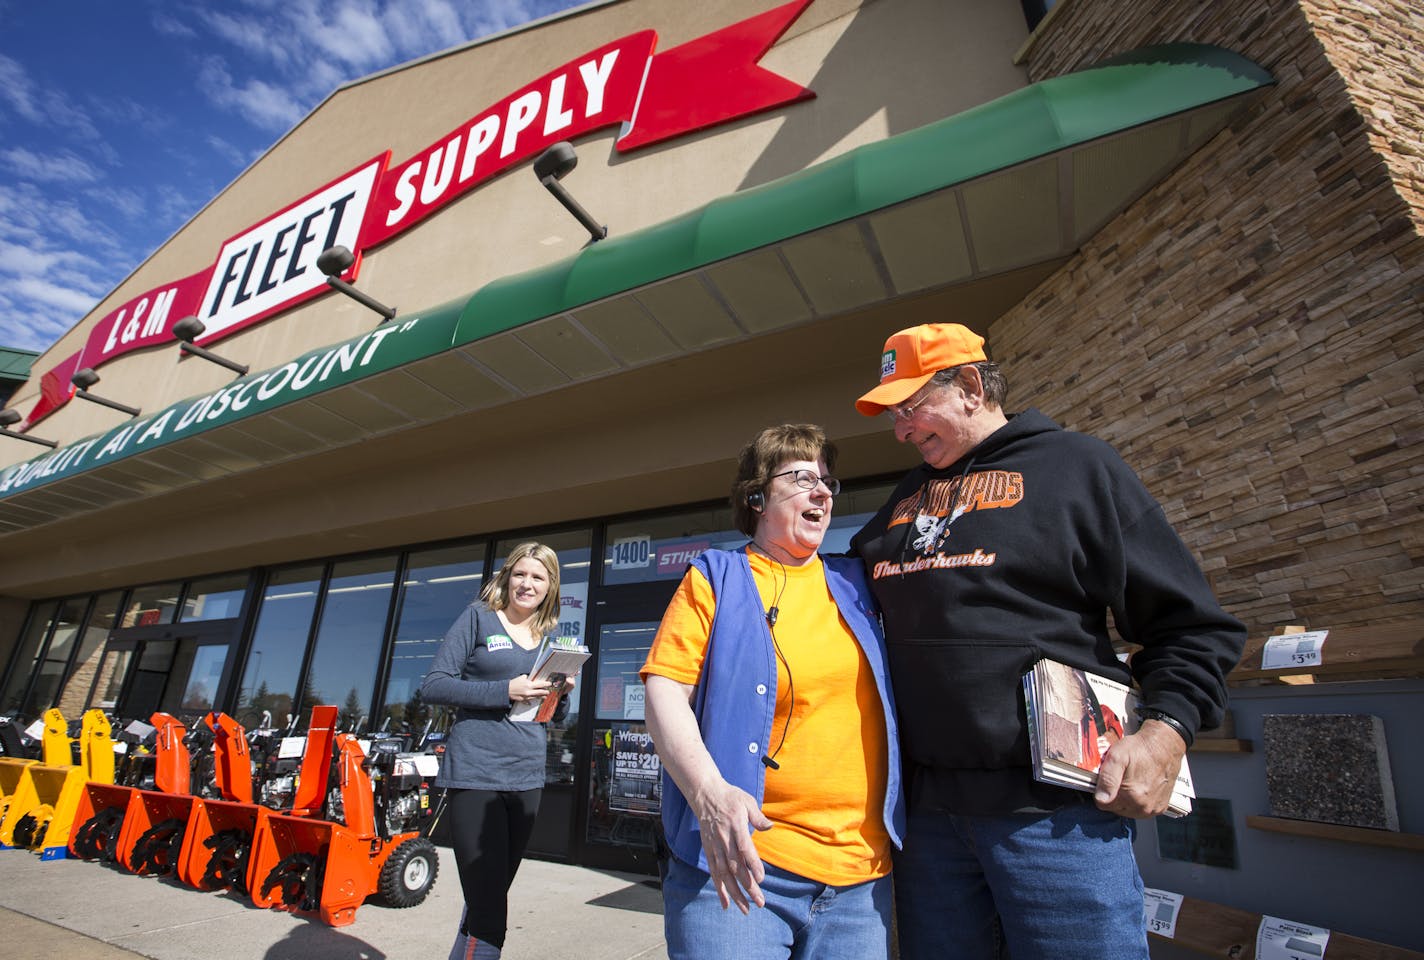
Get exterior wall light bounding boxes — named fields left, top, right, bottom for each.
left=533, top=141, right=607, bottom=244
left=70, top=368, right=141, bottom=418
left=0, top=409, right=58, bottom=448
left=172, top=317, right=250, bottom=376
left=316, top=246, right=396, bottom=323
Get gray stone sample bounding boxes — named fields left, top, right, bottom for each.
left=1262, top=713, right=1399, bottom=830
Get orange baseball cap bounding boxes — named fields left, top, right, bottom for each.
left=855, top=323, right=987, bottom=416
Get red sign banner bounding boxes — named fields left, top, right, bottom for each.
left=23, top=0, right=815, bottom=428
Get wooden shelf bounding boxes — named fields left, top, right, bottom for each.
left=1158, top=894, right=1424, bottom=958
left=1246, top=815, right=1424, bottom=852
left=1229, top=621, right=1424, bottom=685
left=1190, top=737, right=1252, bottom=753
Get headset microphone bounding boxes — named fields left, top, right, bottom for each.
left=765, top=606, right=779, bottom=627
left=761, top=755, right=780, bottom=770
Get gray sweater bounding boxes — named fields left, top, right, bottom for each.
left=420, top=601, right=547, bottom=791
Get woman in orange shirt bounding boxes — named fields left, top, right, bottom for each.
left=642, top=424, right=904, bottom=960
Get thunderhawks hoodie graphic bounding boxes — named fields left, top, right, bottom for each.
left=850, top=409, right=1245, bottom=815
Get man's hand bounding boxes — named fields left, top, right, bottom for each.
left=1094, top=719, right=1187, bottom=818
left=692, top=779, right=774, bottom=914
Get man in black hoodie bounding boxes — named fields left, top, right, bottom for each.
left=850, top=323, right=1245, bottom=960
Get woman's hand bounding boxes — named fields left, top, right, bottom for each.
left=508, top=674, right=555, bottom=703
left=693, top=779, right=773, bottom=914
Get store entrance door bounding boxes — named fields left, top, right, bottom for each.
left=86, top=621, right=240, bottom=722
left=568, top=583, right=676, bottom=876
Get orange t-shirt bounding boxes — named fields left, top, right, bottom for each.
left=641, top=549, right=892, bottom=885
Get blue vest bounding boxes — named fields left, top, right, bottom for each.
left=661, top=548, right=905, bottom=872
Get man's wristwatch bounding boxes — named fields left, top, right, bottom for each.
left=1137, top=708, right=1193, bottom=748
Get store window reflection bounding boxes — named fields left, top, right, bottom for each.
left=179, top=573, right=248, bottom=622
left=494, top=530, right=592, bottom=787
left=0, top=600, right=58, bottom=716
left=236, top=565, right=321, bottom=731
left=20, top=596, right=87, bottom=717
left=123, top=582, right=181, bottom=627
left=382, top=542, right=486, bottom=738
left=56, top=590, right=123, bottom=717
left=303, top=554, right=397, bottom=732
left=587, top=621, right=661, bottom=851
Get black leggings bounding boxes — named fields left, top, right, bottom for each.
left=449, top=787, right=542, bottom=948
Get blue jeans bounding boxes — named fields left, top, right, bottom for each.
left=894, top=804, right=1148, bottom=960
left=663, top=856, right=892, bottom=960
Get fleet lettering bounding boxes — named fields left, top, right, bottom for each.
left=198, top=160, right=383, bottom=341
left=384, top=49, right=621, bottom=231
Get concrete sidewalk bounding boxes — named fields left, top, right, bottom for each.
left=0, top=847, right=666, bottom=960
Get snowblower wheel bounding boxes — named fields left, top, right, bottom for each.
left=73, top=807, right=126, bottom=861
left=12, top=812, right=41, bottom=848
left=377, top=836, right=438, bottom=908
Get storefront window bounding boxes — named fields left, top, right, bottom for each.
left=57, top=590, right=124, bottom=717
left=819, top=482, right=896, bottom=554
left=593, top=622, right=657, bottom=722
left=0, top=600, right=59, bottom=716
left=235, top=565, right=322, bottom=731
left=494, top=530, right=592, bottom=787
left=179, top=572, right=249, bottom=622
left=381, top=542, right=487, bottom=736
left=21, top=596, right=89, bottom=718
left=585, top=622, right=661, bottom=851
left=303, top=554, right=397, bottom=732
left=600, top=480, right=894, bottom=584
left=601, top=508, right=742, bottom=586
left=122, top=582, right=181, bottom=627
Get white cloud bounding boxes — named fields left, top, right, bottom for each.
left=0, top=54, right=101, bottom=142
left=1, top=147, right=102, bottom=184
left=198, top=60, right=307, bottom=133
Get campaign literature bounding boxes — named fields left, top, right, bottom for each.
left=509, top=639, right=590, bottom=723
left=1022, top=658, right=1194, bottom=817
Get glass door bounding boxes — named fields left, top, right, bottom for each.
left=89, top=622, right=240, bottom=723
left=573, top=584, right=677, bottom=875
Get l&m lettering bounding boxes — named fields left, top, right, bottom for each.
left=101, top=287, right=180, bottom=354
left=208, top=191, right=357, bottom=316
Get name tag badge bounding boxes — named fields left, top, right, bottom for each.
left=486, top=634, right=514, bottom=652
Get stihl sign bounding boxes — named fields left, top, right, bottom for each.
left=25, top=0, right=815, bottom=427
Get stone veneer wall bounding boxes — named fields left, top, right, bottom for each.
left=1300, top=0, right=1424, bottom=232
left=991, top=0, right=1424, bottom=630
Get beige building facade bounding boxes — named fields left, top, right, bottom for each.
left=1, top=0, right=1420, bottom=952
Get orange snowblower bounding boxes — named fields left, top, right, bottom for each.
left=174, top=711, right=267, bottom=893
left=247, top=709, right=437, bottom=926
left=71, top=712, right=193, bottom=865
left=110, top=713, right=198, bottom=876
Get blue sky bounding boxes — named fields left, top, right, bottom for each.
left=0, top=0, right=586, bottom=357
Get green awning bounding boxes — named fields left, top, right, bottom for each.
left=0, top=43, right=1272, bottom=522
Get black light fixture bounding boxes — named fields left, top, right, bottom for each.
left=316, top=246, right=396, bottom=322
left=70, top=368, right=140, bottom=418
left=172, top=317, right=249, bottom=376
left=532, top=141, right=607, bottom=244
left=0, top=409, right=58, bottom=448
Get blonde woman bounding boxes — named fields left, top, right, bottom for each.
left=422, top=542, right=570, bottom=960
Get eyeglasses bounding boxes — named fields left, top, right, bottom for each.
left=769, top=469, right=840, bottom=495
left=885, top=388, right=936, bottom=423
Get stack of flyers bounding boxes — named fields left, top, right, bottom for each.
left=1022, top=657, right=1193, bottom=817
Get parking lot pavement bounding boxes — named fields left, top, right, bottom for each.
left=0, top=847, right=666, bottom=960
